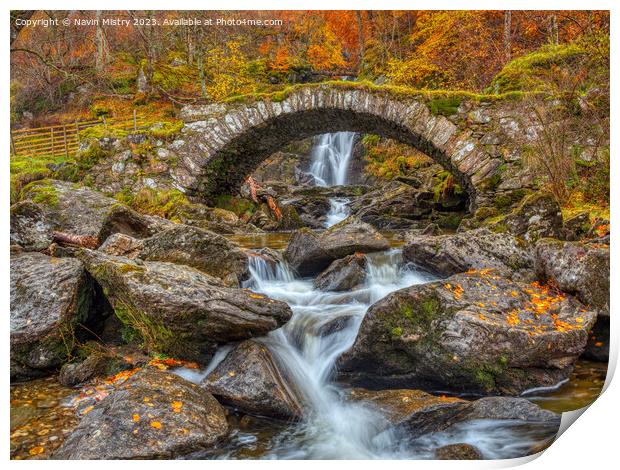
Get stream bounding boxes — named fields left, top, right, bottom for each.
left=9, top=133, right=608, bottom=460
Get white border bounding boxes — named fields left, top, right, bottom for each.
left=3, top=1, right=618, bottom=468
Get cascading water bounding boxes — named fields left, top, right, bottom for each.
left=185, top=250, right=560, bottom=460
left=308, top=132, right=355, bottom=187
left=307, top=132, right=355, bottom=228
left=242, top=250, right=431, bottom=459
left=324, top=197, right=351, bottom=227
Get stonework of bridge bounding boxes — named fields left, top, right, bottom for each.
left=169, top=83, right=535, bottom=210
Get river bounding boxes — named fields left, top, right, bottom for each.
left=9, top=133, right=607, bottom=460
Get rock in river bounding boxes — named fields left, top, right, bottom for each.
left=10, top=252, right=92, bottom=380
left=53, top=368, right=228, bottom=459
left=535, top=239, right=609, bottom=316
left=403, top=227, right=534, bottom=281
left=203, top=340, right=304, bottom=420
left=313, top=254, right=367, bottom=291
left=339, top=269, right=596, bottom=394
left=138, top=224, right=249, bottom=286
left=284, top=216, right=389, bottom=276
left=350, top=388, right=559, bottom=444
left=80, top=250, right=292, bottom=361
left=435, top=444, right=482, bottom=460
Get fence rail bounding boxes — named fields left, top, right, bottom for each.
left=10, top=111, right=148, bottom=159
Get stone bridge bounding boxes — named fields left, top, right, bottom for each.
left=169, top=83, right=536, bottom=210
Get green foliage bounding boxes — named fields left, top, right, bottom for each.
left=77, top=141, right=110, bottom=169
left=433, top=170, right=463, bottom=201
left=21, top=180, right=59, bottom=206
left=363, top=134, right=434, bottom=180
left=148, top=120, right=183, bottom=141
left=79, top=124, right=128, bottom=140
left=115, top=187, right=191, bottom=221
left=215, top=195, right=256, bottom=218
left=90, top=103, right=111, bottom=117
left=490, top=43, right=585, bottom=94
left=428, top=96, right=462, bottom=116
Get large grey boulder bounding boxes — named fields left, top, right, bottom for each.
left=79, top=250, right=292, bottom=360
left=349, top=388, right=559, bottom=443
left=139, top=225, right=249, bottom=286
left=500, top=192, right=563, bottom=242
left=313, top=254, right=367, bottom=291
left=19, top=179, right=168, bottom=243
left=53, top=368, right=228, bottom=459
left=535, top=239, right=609, bottom=316
left=284, top=216, right=389, bottom=276
left=10, top=201, right=53, bottom=251
left=403, top=227, right=534, bottom=281
left=396, top=396, right=560, bottom=439
left=11, top=252, right=92, bottom=379
left=202, top=340, right=303, bottom=419
left=339, top=270, right=596, bottom=394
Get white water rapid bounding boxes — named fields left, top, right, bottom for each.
left=307, top=132, right=355, bottom=227
left=324, top=197, right=351, bottom=227
left=244, top=250, right=431, bottom=459
left=179, top=250, right=560, bottom=460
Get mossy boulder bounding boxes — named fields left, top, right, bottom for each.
left=498, top=192, right=563, bottom=243
left=562, top=212, right=592, bottom=241
left=350, top=182, right=444, bottom=230
left=53, top=368, right=228, bottom=459
left=19, top=179, right=168, bottom=243
left=403, top=227, right=535, bottom=281
left=10, top=252, right=92, bottom=380
left=79, top=250, right=292, bottom=361
left=138, top=225, right=249, bottom=286
left=339, top=270, right=596, bottom=394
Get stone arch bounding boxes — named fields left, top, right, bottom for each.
left=170, top=84, right=512, bottom=210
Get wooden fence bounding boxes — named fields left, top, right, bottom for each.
left=10, top=111, right=148, bottom=159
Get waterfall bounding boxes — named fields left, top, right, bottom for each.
left=308, top=132, right=356, bottom=187
left=241, top=250, right=433, bottom=458
left=307, top=132, right=356, bottom=227
left=324, top=197, right=351, bottom=228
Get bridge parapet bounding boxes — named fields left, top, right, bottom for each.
left=171, top=82, right=538, bottom=209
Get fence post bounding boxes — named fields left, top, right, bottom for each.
left=102, top=116, right=107, bottom=128
left=133, top=109, right=137, bottom=131
left=50, top=128, right=55, bottom=157
left=63, top=125, right=69, bottom=157
left=10, top=131, right=17, bottom=157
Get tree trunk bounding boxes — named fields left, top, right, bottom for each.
left=549, top=14, right=559, bottom=45
left=197, top=50, right=207, bottom=98
left=95, top=11, right=109, bottom=72
left=356, top=11, right=365, bottom=73
left=504, top=11, right=512, bottom=61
